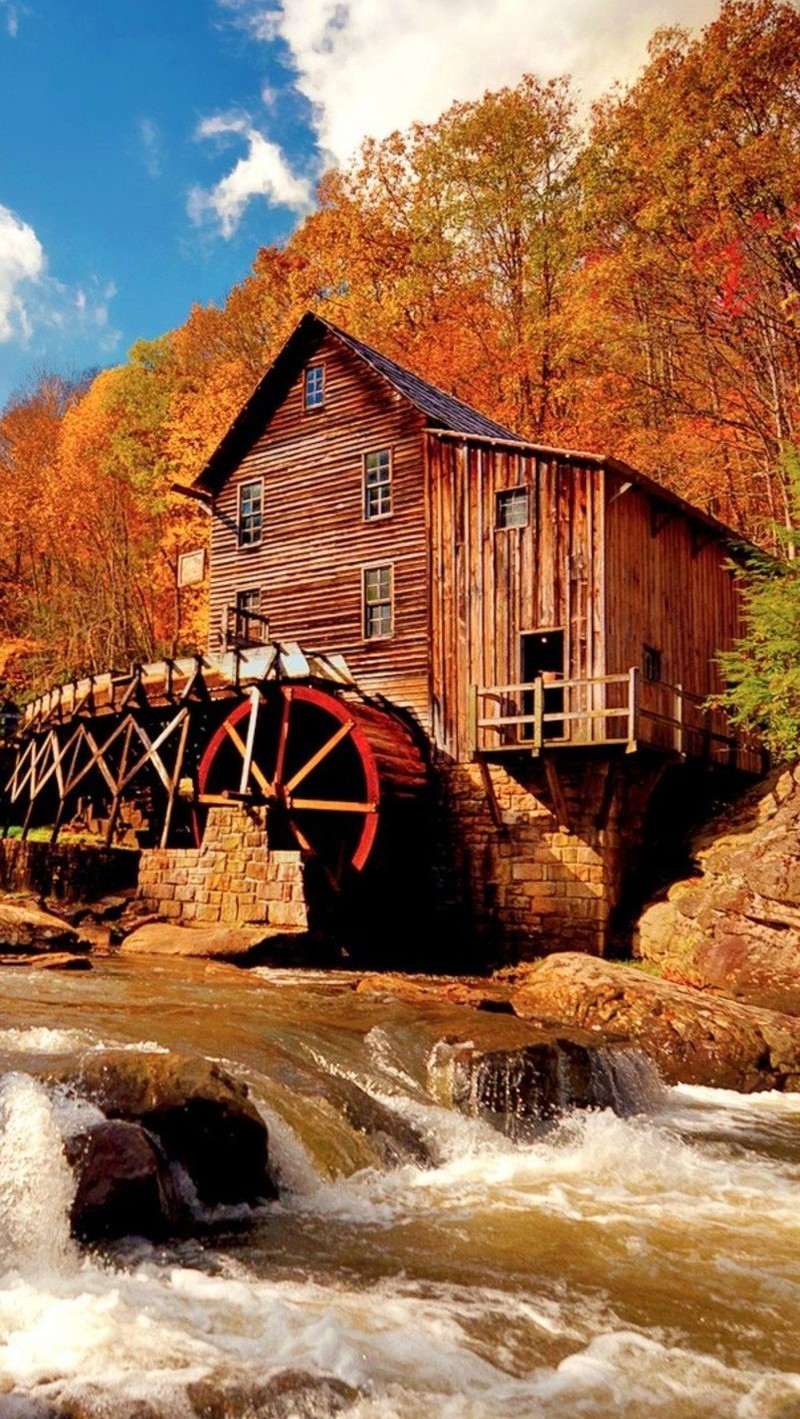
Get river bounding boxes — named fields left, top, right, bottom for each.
left=0, top=957, right=799, bottom=1418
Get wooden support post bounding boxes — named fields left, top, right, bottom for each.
left=544, top=757, right=572, bottom=833
left=105, top=718, right=135, bottom=846
left=532, top=677, right=544, bottom=756
left=477, top=757, right=506, bottom=832
left=160, top=708, right=192, bottom=848
left=50, top=728, right=85, bottom=845
left=626, top=666, right=639, bottom=752
left=594, top=758, right=619, bottom=831
left=674, top=682, right=685, bottom=758
left=467, top=684, right=478, bottom=756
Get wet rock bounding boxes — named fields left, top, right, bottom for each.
left=118, top=921, right=297, bottom=962
left=187, top=1369, right=359, bottom=1418
left=0, top=898, right=87, bottom=954
left=65, top=1119, right=185, bottom=1241
left=510, top=953, right=800, bottom=1092
left=48, top=1050, right=277, bottom=1206
left=318, top=1073, right=431, bottom=1168
left=0, top=951, right=91, bottom=970
left=428, top=1035, right=652, bottom=1139
left=636, top=765, right=800, bottom=1014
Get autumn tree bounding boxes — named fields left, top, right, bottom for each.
left=578, top=0, right=800, bottom=539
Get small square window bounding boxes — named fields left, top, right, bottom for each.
left=642, top=645, right=662, bottom=683
left=496, top=487, right=529, bottom=529
left=364, top=449, right=392, bottom=519
left=364, top=565, right=393, bottom=639
left=238, top=479, right=263, bottom=546
left=304, top=364, right=324, bottom=410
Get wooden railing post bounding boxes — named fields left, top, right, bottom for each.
left=467, top=684, right=478, bottom=755
left=533, top=676, right=544, bottom=755
left=675, top=682, right=684, bottom=757
left=627, top=666, right=639, bottom=751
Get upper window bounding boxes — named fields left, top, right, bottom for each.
left=364, top=564, right=393, bottom=639
left=496, top=487, right=529, bottom=529
left=304, top=363, right=325, bottom=410
left=364, top=449, right=392, bottom=520
left=238, top=479, right=263, bottom=547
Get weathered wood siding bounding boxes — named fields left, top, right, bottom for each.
left=428, top=435, right=604, bottom=760
left=604, top=471, right=742, bottom=744
left=208, top=335, right=432, bottom=725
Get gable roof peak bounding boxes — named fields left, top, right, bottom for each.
left=192, top=310, right=523, bottom=493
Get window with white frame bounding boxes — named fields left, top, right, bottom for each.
left=304, top=363, right=324, bottom=410
left=364, top=449, right=392, bottom=520
left=496, top=487, right=529, bottom=529
left=238, top=479, right=263, bottom=546
left=363, top=565, right=393, bottom=639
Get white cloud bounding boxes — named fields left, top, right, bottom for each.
left=139, top=117, right=163, bottom=179
left=222, top=0, right=722, bottom=168
left=0, top=1, right=20, bottom=39
left=189, top=114, right=314, bottom=237
left=0, top=204, right=44, bottom=340
left=0, top=202, right=120, bottom=355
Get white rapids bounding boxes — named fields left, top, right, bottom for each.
left=0, top=961, right=798, bottom=1419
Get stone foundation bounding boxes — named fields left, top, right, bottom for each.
left=0, top=837, right=140, bottom=904
left=136, top=805, right=308, bottom=931
left=436, top=755, right=648, bottom=959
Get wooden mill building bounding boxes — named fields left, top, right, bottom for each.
left=184, top=312, right=757, bottom=955
left=7, top=313, right=758, bottom=959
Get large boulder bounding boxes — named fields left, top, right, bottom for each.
left=48, top=1050, right=277, bottom=1207
left=636, top=765, right=800, bottom=1013
left=65, top=1119, right=185, bottom=1241
left=0, top=898, right=87, bottom=955
left=509, top=952, right=800, bottom=1092
left=118, top=922, right=282, bottom=962
left=186, top=1370, right=359, bottom=1418
left=428, top=1035, right=652, bottom=1139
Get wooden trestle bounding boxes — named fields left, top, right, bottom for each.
left=3, top=645, right=429, bottom=884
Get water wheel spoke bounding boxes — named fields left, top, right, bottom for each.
left=222, top=718, right=273, bottom=797
left=282, top=719, right=354, bottom=796
left=273, top=689, right=293, bottom=788
left=289, top=797, right=378, bottom=813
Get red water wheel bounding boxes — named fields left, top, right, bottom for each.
left=197, top=685, right=380, bottom=885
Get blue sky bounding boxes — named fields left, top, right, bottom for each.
left=0, top=0, right=721, bottom=413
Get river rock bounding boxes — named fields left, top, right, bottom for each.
left=0, top=898, right=87, bottom=954
left=187, top=1369, right=359, bottom=1418
left=0, top=950, right=91, bottom=970
left=48, top=1050, right=277, bottom=1206
left=65, top=1119, right=185, bottom=1241
left=636, top=764, right=800, bottom=1013
left=428, top=1035, right=654, bottom=1139
left=118, top=921, right=291, bottom=962
left=509, top=953, right=800, bottom=1092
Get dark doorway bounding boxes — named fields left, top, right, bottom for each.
left=521, top=630, right=565, bottom=740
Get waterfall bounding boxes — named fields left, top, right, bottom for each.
left=0, top=1073, right=76, bottom=1276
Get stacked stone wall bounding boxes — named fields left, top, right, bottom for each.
left=0, top=837, right=139, bottom=904
left=136, top=806, right=307, bottom=930
left=436, top=757, right=638, bottom=960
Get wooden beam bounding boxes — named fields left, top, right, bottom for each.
left=544, top=757, right=572, bottom=832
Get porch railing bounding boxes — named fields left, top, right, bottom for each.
left=225, top=606, right=271, bottom=650
left=471, top=668, right=763, bottom=773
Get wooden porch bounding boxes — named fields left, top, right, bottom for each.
left=471, top=669, right=763, bottom=774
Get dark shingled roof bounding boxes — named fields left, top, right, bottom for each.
left=193, top=311, right=523, bottom=492
left=322, top=318, right=522, bottom=441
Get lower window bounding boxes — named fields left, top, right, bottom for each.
left=363, top=565, right=393, bottom=639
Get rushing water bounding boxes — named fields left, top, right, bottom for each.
left=0, top=957, right=799, bottom=1418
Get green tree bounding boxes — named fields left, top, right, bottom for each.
left=715, top=449, right=800, bottom=759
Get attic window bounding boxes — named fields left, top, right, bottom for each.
left=304, top=363, right=324, bottom=410
left=496, top=487, right=529, bottom=529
